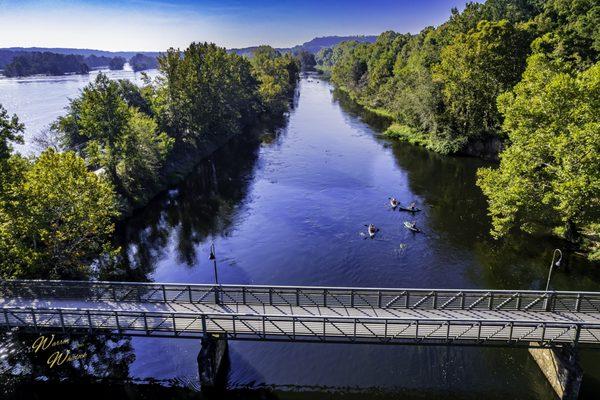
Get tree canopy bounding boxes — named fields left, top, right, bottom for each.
left=0, top=148, right=118, bottom=279
left=320, top=0, right=599, bottom=258
left=1, top=39, right=301, bottom=279
left=3, top=52, right=90, bottom=77
left=478, top=55, right=600, bottom=258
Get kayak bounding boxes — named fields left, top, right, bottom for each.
left=399, top=206, right=421, bottom=213
left=367, top=224, right=379, bottom=238
left=404, top=221, right=420, bottom=232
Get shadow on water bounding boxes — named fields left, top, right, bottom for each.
left=111, top=129, right=274, bottom=281
left=333, top=88, right=600, bottom=292
left=0, top=330, right=136, bottom=398
left=4, top=79, right=600, bottom=400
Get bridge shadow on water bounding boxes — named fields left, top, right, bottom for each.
left=5, top=81, right=600, bottom=400
left=7, top=327, right=600, bottom=400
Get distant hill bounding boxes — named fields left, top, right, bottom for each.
left=292, top=35, right=378, bottom=53
left=1, top=35, right=377, bottom=70
left=229, top=35, right=378, bottom=57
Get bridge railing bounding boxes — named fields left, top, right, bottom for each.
left=3, top=306, right=600, bottom=346
left=2, top=280, right=600, bottom=313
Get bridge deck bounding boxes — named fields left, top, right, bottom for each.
left=2, top=280, right=600, bottom=346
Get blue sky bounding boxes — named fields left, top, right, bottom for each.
left=0, top=0, right=475, bottom=51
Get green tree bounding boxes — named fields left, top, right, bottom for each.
left=57, top=73, right=173, bottom=204
left=433, top=20, right=533, bottom=150
left=156, top=42, right=261, bottom=139
left=0, top=105, right=25, bottom=205
left=535, top=0, right=599, bottom=69
left=0, top=149, right=118, bottom=279
left=477, top=55, right=600, bottom=258
left=0, top=104, right=24, bottom=162
left=78, top=73, right=131, bottom=187
left=251, top=46, right=300, bottom=116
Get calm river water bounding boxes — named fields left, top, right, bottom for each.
left=1, top=73, right=599, bottom=399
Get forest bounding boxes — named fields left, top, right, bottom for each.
left=129, top=53, right=158, bottom=72
left=318, top=0, right=598, bottom=260
left=1, top=51, right=128, bottom=77
left=0, top=43, right=300, bottom=279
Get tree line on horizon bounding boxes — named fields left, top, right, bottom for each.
left=0, top=43, right=300, bottom=280
left=0, top=51, right=161, bottom=77
left=318, top=0, right=599, bottom=261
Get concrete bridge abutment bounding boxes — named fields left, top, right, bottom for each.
left=529, top=344, right=582, bottom=400
left=197, top=334, right=229, bottom=395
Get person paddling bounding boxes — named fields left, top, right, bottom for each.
left=366, top=223, right=379, bottom=238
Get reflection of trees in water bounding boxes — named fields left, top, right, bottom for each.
left=334, top=93, right=599, bottom=290
left=0, top=330, right=135, bottom=395
left=332, top=89, right=391, bottom=133
left=112, top=133, right=265, bottom=280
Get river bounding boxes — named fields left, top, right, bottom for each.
left=0, top=68, right=158, bottom=155
left=1, top=74, right=599, bottom=399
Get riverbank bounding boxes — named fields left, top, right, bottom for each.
left=120, top=115, right=287, bottom=218
left=333, top=85, right=503, bottom=160
left=385, top=123, right=503, bottom=160
left=334, top=84, right=597, bottom=263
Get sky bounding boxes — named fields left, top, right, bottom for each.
left=0, top=0, right=475, bottom=51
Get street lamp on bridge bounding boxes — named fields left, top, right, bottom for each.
left=545, top=248, right=563, bottom=292
left=209, top=242, right=220, bottom=304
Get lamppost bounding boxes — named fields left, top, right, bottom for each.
left=209, top=242, right=219, bottom=304
left=209, top=242, right=218, bottom=285
left=545, top=249, right=563, bottom=292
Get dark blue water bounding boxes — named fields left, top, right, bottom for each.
left=112, top=77, right=599, bottom=399
left=2, top=75, right=599, bottom=399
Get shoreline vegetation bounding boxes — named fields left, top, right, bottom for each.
left=0, top=43, right=300, bottom=280
left=0, top=52, right=157, bottom=77
left=318, top=0, right=599, bottom=260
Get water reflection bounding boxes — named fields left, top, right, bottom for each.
left=0, top=330, right=135, bottom=396
left=333, top=89, right=600, bottom=291
left=111, top=122, right=293, bottom=282
left=4, top=77, right=600, bottom=399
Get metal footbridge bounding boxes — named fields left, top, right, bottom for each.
left=2, top=280, right=600, bottom=347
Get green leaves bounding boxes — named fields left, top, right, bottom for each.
left=55, top=73, right=174, bottom=206
left=0, top=150, right=118, bottom=279
left=0, top=104, right=24, bottom=162
left=251, top=46, right=300, bottom=116
left=434, top=20, right=533, bottom=142
left=477, top=55, right=600, bottom=258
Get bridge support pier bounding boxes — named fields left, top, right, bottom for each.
left=529, top=344, right=582, bottom=400
left=197, top=334, right=229, bottom=395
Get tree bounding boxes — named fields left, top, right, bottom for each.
left=251, top=46, right=299, bottom=116
left=3, top=52, right=89, bottom=77
left=129, top=53, right=158, bottom=72
left=296, top=50, right=316, bottom=70
left=109, top=56, right=126, bottom=70
left=156, top=42, right=261, bottom=139
left=0, top=104, right=24, bottom=162
left=433, top=20, right=533, bottom=149
left=0, top=149, right=118, bottom=279
left=107, top=110, right=173, bottom=205
left=57, top=73, right=173, bottom=204
left=78, top=74, right=131, bottom=190
left=535, top=0, right=599, bottom=69
left=477, top=54, right=600, bottom=258
left=0, top=105, right=24, bottom=202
